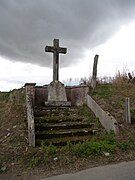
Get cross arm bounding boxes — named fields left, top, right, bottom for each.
left=58, top=47, right=67, bottom=54
left=45, top=46, right=54, bottom=53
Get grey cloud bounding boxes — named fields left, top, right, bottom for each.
left=0, top=0, right=135, bottom=67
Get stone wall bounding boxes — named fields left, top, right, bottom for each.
left=66, top=85, right=89, bottom=106
left=24, top=83, right=89, bottom=107
left=35, top=86, right=48, bottom=106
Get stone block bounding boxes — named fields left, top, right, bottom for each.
left=45, top=101, right=71, bottom=107
left=48, top=81, right=67, bottom=101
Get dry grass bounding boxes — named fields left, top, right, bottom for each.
left=112, top=70, right=129, bottom=87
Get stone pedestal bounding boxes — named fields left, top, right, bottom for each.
left=45, top=81, right=71, bottom=107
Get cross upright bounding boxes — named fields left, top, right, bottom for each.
left=45, top=39, right=67, bottom=82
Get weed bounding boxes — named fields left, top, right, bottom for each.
left=117, top=134, right=135, bottom=152
left=100, top=131, right=116, bottom=143
left=106, top=131, right=116, bottom=144
left=79, top=105, right=92, bottom=116
left=79, top=105, right=101, bottom=124
left=115, top=99, right=123, bottom=108
left=64, top=141, right=74, bottom=155
left=29, top=156, right=42, bottom=168
left=63, top=135, right=117, bottom=158
left=41, top=142, right=57, bottom=158
left=118, top=142, right=130, bottom=151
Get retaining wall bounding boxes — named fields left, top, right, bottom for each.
left=86, top=94, right=119, bottom=134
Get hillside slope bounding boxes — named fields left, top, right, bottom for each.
left=1, top=85, right=135, bottom=179
left=90, top=82, right=135, bottom=140
left=0, top=89, right=28, bottom=173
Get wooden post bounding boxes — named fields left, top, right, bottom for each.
left=91, top=55, right=99, bottom=89
left=125, top=98, right=131, bottom=124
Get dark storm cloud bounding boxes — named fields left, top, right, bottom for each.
left=0, top=0, right=135, bottom=67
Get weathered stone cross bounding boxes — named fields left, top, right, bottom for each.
left=45, top=39, right=67, bottom=82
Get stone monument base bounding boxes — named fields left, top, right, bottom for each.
left=45, top=81, right=71, bottom=107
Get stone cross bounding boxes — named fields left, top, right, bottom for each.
left=45, top=39, right=67, bottom=81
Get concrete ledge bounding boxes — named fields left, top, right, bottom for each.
left=24, top=83, right=36, bottom=87
left=86, top=94, right=119, bottom=134
left=45, top=101, right=71, bottom=107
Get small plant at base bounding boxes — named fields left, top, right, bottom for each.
left=29, top=156, right=41, bottom=168
left=64, top=141, right=74, bottom=155
left=118, top=142, right=130, bottom=151
left=41, top=142, right=57, bottom=158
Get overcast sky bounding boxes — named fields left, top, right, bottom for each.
left=0, top=0, right=135, bottom=91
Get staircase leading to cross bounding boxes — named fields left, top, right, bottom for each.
left=34, top=105, right=102, bottom=146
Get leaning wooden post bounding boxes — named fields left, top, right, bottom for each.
left=91, top=55, right=99, bottom=89
left=125, top=97, right=131, bottom=124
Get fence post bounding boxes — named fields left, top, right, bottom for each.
left=125, top=97, right=131, bottom=124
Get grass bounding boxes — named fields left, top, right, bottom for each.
left=90, top=74, right=135, bottom=122
left=19, top=131, right=135, bottom=169
left=0, top=92, right=9, bottom=102
left=0, top=88, right=27, bottom=173
left=90, top=84, right=113, bottom=98
left=79, top=105, right=101, bottom=126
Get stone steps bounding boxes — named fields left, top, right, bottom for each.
left=35, top=135, right=95, bottom=146
left=34, top=107, right=79, bottom=117
left=35, top=129, right=99, bottom=139
left=34, top=106, right=101, bottom=146
left=35, top=116, right=85, bottom=123
left=35, top=122, right=95, bottom=131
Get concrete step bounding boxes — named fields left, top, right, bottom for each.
left=34, top=116, right=85, bottom=123
left=34, top=105, right=102, bottom=147
left=34, top=107, right=79, bottom=117
left=35, top=128, right=99, bottom=139
left=34, top=107, right=79, bottom=112
left=34, top=111, right=78, bottom=117
left=35, top=135, right=96, bottom=146
left=35, top=122, right=95, bottom=131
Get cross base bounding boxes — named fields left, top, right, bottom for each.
left=45, top=101, right=71, bottom=107
left=45, top=81, right=71, bottom=107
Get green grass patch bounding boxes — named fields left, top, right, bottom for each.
left=79, top=105, right=101, bottom=125
left=16, top=131, right=135, bottom=169
left=91, top=84, right=113, bottom=98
